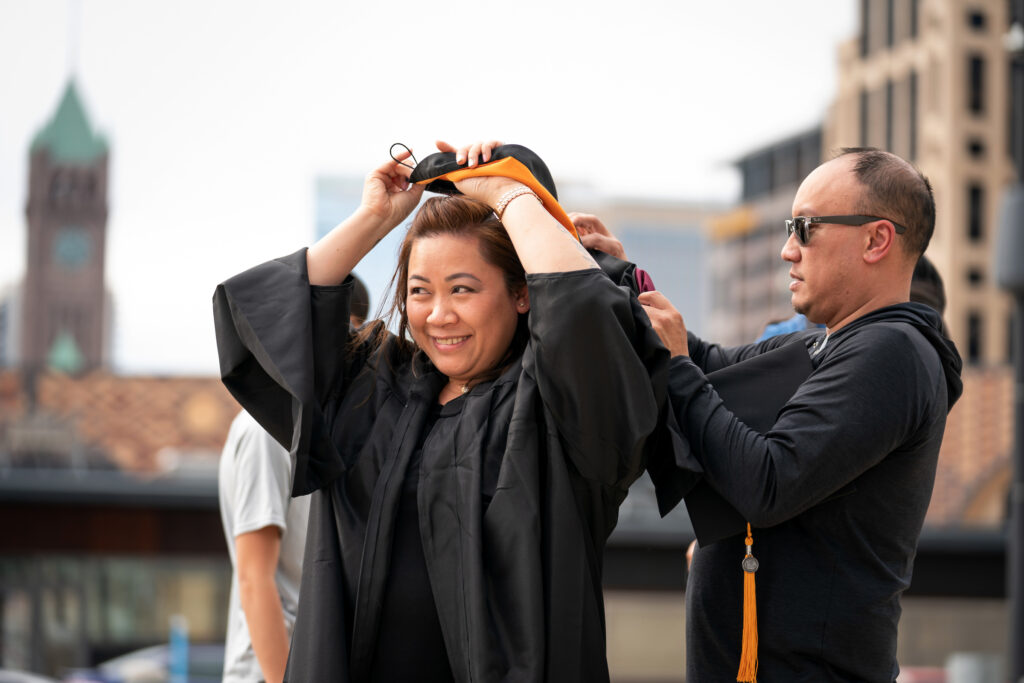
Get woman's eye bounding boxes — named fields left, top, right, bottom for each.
left=409, top=286, right=428, bottom=296
left=452, top=285, right=474, bottom=294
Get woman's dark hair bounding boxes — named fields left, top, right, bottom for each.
left=358, top=195, right=529, bottom=383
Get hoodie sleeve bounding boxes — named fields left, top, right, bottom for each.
left=670, top=320, right=951, bottom=526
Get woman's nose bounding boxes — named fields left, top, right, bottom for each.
left=426, top=298, right=455, bottom=325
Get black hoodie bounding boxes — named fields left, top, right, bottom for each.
left=673, top=302, right=963, bottom=682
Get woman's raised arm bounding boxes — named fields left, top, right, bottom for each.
left=306, top=150, right=424, bottom=285
left=441, top=140, right=598, bottom=275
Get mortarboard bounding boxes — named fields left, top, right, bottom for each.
left=408, top=144, right=579, bottom=240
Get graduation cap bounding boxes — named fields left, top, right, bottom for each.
left=407, top=143, right=580, bottom=240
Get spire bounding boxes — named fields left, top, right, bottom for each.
left=31, top=79, right=107, bottom=163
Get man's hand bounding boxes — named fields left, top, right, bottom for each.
left=638, top=291, right=689, bottom=357
left=569, top=212, right=627, bottom=260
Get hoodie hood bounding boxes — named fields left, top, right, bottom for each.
left=834, top=302, right=963, bottom=411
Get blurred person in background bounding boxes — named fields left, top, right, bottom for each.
left=218, top=277, right=369, bottom=683
left=909, top=252, right=948, bottom=334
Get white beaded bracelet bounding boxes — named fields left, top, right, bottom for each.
left=494, top=187, right=541, bottom=220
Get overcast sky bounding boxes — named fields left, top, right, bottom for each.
left=0, top=0, right=857, bottom=375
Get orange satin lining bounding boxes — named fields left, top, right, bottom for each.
left=414, top=156, right=579, bottom=241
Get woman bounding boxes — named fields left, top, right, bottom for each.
left=213, top=141, right=677, bottom=682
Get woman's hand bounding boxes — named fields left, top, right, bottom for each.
left=436, top=139, right=597, bottom=274
left=360, top=148, right=424, bottom=231
left=307, top=149, right=423, bottom=286
left=436, top=139, right=523, bottom=208
left=570, top=212, right=627, bottom=260
left=436, top=139, right=504, bottom=168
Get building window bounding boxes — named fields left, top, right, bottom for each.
left=885, top=79, right=894, bottom=150
left=1012, top=65, right=1022, bottom=165
left=967, top=9, right=986, bottom=30
left=910, top=0, right=919, bottom=38
left=1009, top=313, right=1016, bottom=365
left=968, top=55, right=985, bottom=115
left=886, top=0, right=895, bottom=46
left=800, top=134, right=822, bottom=179
left=968, top=138, right=986, bottom=158
left=860, top=0, right=871, bottom=56
left=967, top=267, right=984, bottom=286
left=967, top=312, right=983, bottom=364
left=49, top=172, right=72, bottom=206
left=860, top=88, right=870, bottom=147
left=968, top=183, right=985, bottom=241
left=909, top=71, right=918, bottom=160
left=740, top=154, right=773, bottom=201
left=774, top=145, right=799, bottom=188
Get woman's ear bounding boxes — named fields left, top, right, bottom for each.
left=515, top=289, right=531, bottom=313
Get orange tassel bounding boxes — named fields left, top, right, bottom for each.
left=737, top=523, right=758, bottom=682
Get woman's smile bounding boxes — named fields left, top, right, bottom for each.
left=432, top=334, right=471, bottom=349
left=406, top=233, right=523, bottom=385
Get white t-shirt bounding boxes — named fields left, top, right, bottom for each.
left=219, top=410, right=310, bottom=683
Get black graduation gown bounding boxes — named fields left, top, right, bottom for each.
left=212, top=249, right=694, bottom=683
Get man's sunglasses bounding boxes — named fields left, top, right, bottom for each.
left=785, top=215, right=907, bottom=245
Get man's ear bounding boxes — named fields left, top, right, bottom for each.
left=863, top=219, right=897, bottom=264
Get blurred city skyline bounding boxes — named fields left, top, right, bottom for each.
left=3, top=2, right=1021, bottom=677
left=0, top=1, right=857, bottom=374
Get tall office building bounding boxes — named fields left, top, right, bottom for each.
left=572, top=193, right=714, bottom=336
left=705, top=0, right=1019, bottom=528
left=826, top=0, right=1017, bottom=365
left=708, top=129, right=823, bottom=344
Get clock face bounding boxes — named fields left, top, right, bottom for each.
left=53, top=226, right=92, bottom=268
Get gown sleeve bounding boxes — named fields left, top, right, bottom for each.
left=212, top=248, right=356, bottom=495
left=524, top=265, right=699, bottom=495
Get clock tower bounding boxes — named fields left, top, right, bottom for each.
left=23, top=80, right=109, bottom=374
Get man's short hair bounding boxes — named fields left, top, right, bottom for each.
left=350, top=274, right=370, bottom=326
left=837, top=147, right=935, bottom=258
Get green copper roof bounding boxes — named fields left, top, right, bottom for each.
left=47, top=330, right=85, bottom=374
left=31, top=80, right=108, bottom=163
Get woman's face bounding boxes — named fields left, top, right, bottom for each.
left=406, top=232, right=528, bottom=385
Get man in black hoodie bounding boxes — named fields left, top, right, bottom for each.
left=639, top=148, right=964, bottom=681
